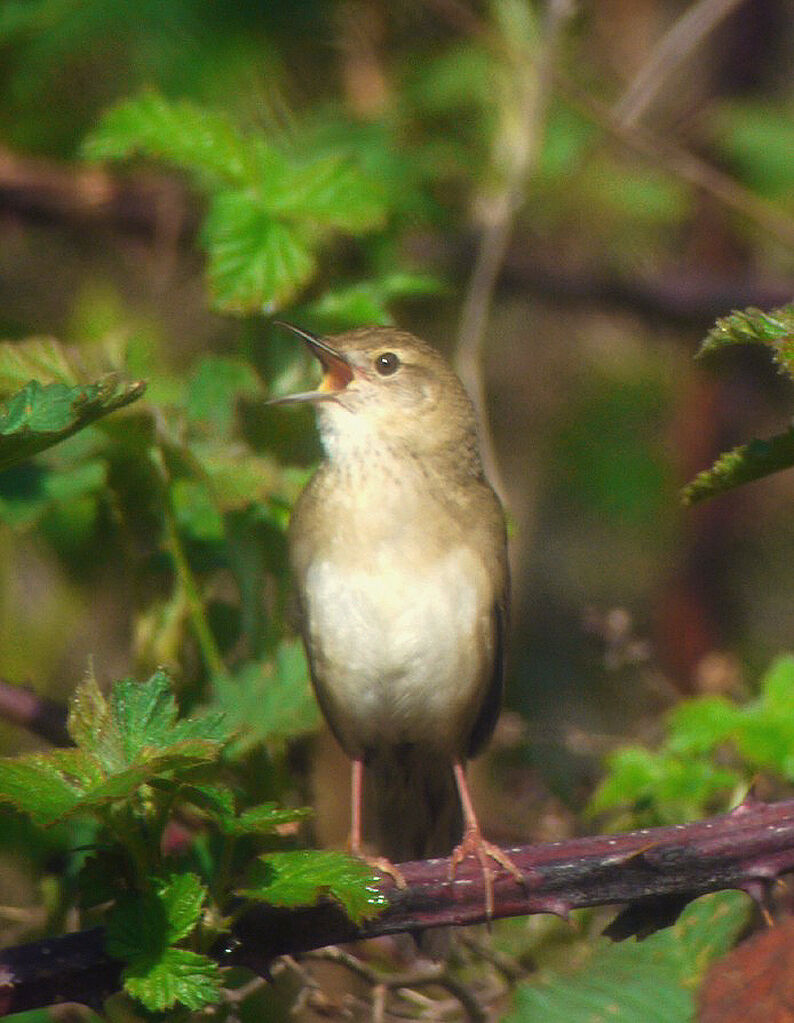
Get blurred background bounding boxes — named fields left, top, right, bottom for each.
left=1, top=0, right=794, bottom=886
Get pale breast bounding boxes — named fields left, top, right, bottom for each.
left=302, top=545, right=494, bottom=757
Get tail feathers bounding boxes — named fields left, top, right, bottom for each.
left=366, top=749, right=462, bottom=863
left=365, top=750, right=462, bottom=959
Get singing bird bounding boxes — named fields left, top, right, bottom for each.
left=271, top=323, right=520, bottom=918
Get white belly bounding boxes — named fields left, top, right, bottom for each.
left=303, top=546, right=490, bottom=754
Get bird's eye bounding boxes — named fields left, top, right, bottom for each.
left=375, top=351, right=401, bottom=376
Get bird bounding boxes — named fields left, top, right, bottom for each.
left=270, top=322, right=521, bottom=921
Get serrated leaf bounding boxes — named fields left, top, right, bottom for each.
left=194, top=441, right=306, bottom=510
left=82, top=92, right=256, bottom=191
left=220, top=802, right=313, bottom=836
left=681, top=428, right=794, bottom=506
left=588, top=745, right=738, bottom=823
left=0, top=754, right=85, bottom=827
left=0, top=672, right=231, bottom=826
left=239, top=849, right=387, bottom=924
left=68, top=671, right=114, bottom=756
left=0, top=376, right=146, bottom=473
left=204, top=193, right=316, bottom=313
left=108, top=672, right=228, bottom=761
left=698, top=304, right=794, bottom=374
left=122, top=948, right=220, bottom=1011
left=160, top=872, right=207, bottom=943
left=507, top=892, right=748, bottom=1023
left=107, top=873, right=207, bottom=958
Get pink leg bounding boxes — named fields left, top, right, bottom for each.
left=347, top=758, right=407, bottom=888
left=451, top=761, right=524, bottom=919
left=350, top=758, right=364, bottom=856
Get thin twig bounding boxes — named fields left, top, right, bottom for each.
left=562, top=81, right=794, bottom=251
left=302, top=946, right=488, bottom=1022
left=612, top=0, right=747, bottom=129
left=455, top=0, right=575, bottom=503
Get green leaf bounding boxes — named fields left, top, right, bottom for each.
left=159, top=872, right=207, bottom=943
left=86, top=93, right=387, bottom=316
left=0, top=671, right=231, bottom=827
left=107, top=873, right=207, bottom=957
left=681, top=428, right=794, bottom=506
left=107, top=873, right=219, bottom=1011
left=239, top=849, right=387, bottom=924
left=203, top=192, right=316, bottom=313
left=666, top=697, right=742, bottom=755
left=758, top=654, right=794, bottom=715
left=212, top=639, right=319, bottom=752
left=588, top=745, right=738, bottom=824
left=698, top=304, right=794, bottom=374
left=507, top=891, right=748, bottom=1023
left=177, top=782, right=236, bottom=820
left=0, top=376, right=146, bottom=473
left=82, top=92, right=256, bottom=191
left=122, top=948, right=220, bottom=1012
left=220, top=802, right=313, bottom=836
left=267, top=154, right=385, bottom=231
left=0, top=752, right=89, bottom=827
left=107, top=672, right=228, bottom=761
left=193, top=440, right=306, bottom=511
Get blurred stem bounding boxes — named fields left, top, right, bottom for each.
left=455, top=0, right=574, bottom=504
left=612, top=0, right=746, bottom=129
left=562, top=81, right=794, bottom=250
left=150, top=444, right=225, bottom=680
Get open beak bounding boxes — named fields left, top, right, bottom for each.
left=266, top=322, right=354, bottom=406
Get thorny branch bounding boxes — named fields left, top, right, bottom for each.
left=3, top=794, right=794, bottom=1015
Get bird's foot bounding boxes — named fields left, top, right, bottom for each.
left=352, top=850, right=408, bottom=890
left=449, top=827, right=525, bottom=919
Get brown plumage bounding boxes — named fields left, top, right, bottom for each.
left=273, top=325, right=518, bottom=927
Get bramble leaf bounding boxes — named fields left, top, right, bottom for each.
left=0, top=376, right=146, bottom=473
left=185, top=355, right=261, bottom=436
left=85, top=92, right=387, bottom=314
left=0, top=672, right=229, bottom=826
left=699, top=305, right=794, bottom=368
left=305, top=273, right=444, bottom=331
left=82, top=92, right=255, bottom=190
left=681, top=429, right=794, bottom=506
left=203, top=194, right=316, bottom=313
left=122, top=948, right=221, bottom=1011
left=239, top=849, right=387, bottom=924
left=106, top=872, right=220, bottom=1010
